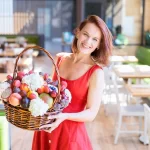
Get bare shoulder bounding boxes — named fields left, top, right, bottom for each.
left=56, top=52, right=72, bottom=58
left=89, top=68, right=104, bottom=84
left=92, top=68, right=104, bottom=78
left=55, top=52, right=72, bottom=63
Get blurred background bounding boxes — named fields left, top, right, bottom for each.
left=0, top=0, right=149, bottom=55
left=0, top=0, right=150, bottom=150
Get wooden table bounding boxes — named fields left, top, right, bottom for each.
left=26, top=43, right=36, bottom=47
left=0, top=45, right=36, bottom=57
left=125, top=84, right=150, bottom=97
left=8, top=43, right=20, bottom=48
left=0, top=57, right=32, bottom=66
left=113, top=65, right=150, bottom=79
left=0, top=57, right=33, bottom=73
left=0, top=58, right=14, bottom=67
left=110, top=56, right=138, bottom=63
left=112, top=49, right=128, bottom=56
left=6, top=38, right=27, bottom=43
left=0, top=47, right=25, bottom=57
left=0, top=51, right=19, bottom=57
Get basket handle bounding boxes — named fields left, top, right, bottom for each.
left=12, top=45, right=61, bottom=104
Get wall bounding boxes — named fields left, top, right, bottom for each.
left=0, top=0, right=13, bottom=34
left=76, top=0, right=84, bottom=25
left=144, top=0, right=150, bottom=32
left=123, top=0, right=141, bottom=44
left=113, top=0, right=123, bottom=27
left=106, top=0, right=142, bottom=45
left=106, top=0, right=124, bottom=33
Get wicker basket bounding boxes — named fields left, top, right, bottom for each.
left=2, top=46, right=61, bottom=130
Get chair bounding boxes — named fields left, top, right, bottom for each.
left=103, top=64, right=147, bottom=144
left=6, top=60, right=15, bottom=73
left=103, top=65, right=146, bottom=145
left=15, top=36, right=27, bottom=47
left=114, top=81, right=145, bottom=144
left=103, top=64, right=128, bottom=116
left=18, top=48, right=33, bottom=71
left=61, top=32, right=74, bottom=52
left=0, top=37, right=7, bottom=51
left=0, top=37, right=7, bottom=46
left=114, top=104, right=145, bottom=144
left=139, top=104, right=150, bottom=145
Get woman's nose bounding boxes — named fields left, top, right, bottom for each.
left=85, top=37, right=92, bottom=44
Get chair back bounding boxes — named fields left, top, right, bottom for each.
left=103, top=63, right=115, bottom=88
left=144, top=104, right=150, bottom=138
left=103, top=64, right=121, bottom=110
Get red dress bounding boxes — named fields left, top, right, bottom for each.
left=32, top=56, right=102, bottom=150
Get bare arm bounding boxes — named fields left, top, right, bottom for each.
left=66, top=68, right=105, bottom=122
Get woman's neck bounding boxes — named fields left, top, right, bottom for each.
left=72, top=53, right=94, bottom=65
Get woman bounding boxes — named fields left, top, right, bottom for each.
left=32, top=15, right=113, bottom=150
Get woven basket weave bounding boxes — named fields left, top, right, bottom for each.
left=3, top=46, right=61, bottom=130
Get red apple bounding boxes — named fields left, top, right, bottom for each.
left=60, top=85, right=66, bottom=92
left=13, top=80, right=21, bottom=87
left=28, top=70, right=34, bottom=74
left=37, top=86, right=44, bottom=94
left=7, top=75, right=13, bottom=80
left=17, top=72, right=25, bottom=80
left=28, top=93, right=37, bottom=100
left=17, top=71, right=25, bottom=77
left=60, top=81, right=67, bottom=91
left=61, top=81, right=67, bottom=88
left=19, top=90, right=27, bottom=97
left=50, top=91, right=57, bottom=98
left=44, top=73, right=49, bottom=80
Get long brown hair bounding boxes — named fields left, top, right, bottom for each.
left=72, top=15, right=113, bottom=66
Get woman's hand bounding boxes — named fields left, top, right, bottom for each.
left=39, top=113, right=68, bottom=133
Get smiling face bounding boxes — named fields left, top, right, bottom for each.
left=76, top=23, right=102, bottom=54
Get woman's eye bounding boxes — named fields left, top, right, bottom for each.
left=83, top=33, right=88, bottom=36
left=93, top=39, right=97, bottom=41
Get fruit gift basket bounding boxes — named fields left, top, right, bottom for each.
left=0, top=46, right=71, bottom=130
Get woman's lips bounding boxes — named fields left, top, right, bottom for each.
left=82, top=43, right=90, bottom=49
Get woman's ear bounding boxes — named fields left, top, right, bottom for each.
left=76, top=35, right=78, bottom=39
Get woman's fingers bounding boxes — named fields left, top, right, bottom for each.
left=39, top=122, right=58, bottom=129
left=44, top=126, right=56, bottom=133
left=47, top=113, right=62, bottom=120
left=46, top=118, right=55, bottom=124
left=47, top=114, right=59, bottom=120
left=39, top=123, right=58, bottom=133
left=39, top=113, right=66, bottom=132
left=45, top=111, right=60, bottom=115
left=39, top=123, right=53, bottom=129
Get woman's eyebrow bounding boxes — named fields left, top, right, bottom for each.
left=83, top=31, right=100, bottom=40
left=83, top=31, right=89, bottom=34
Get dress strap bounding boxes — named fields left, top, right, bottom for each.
left=56, top=55, right=64, bottom=68
left=87, top=65, right=103, bottom=79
